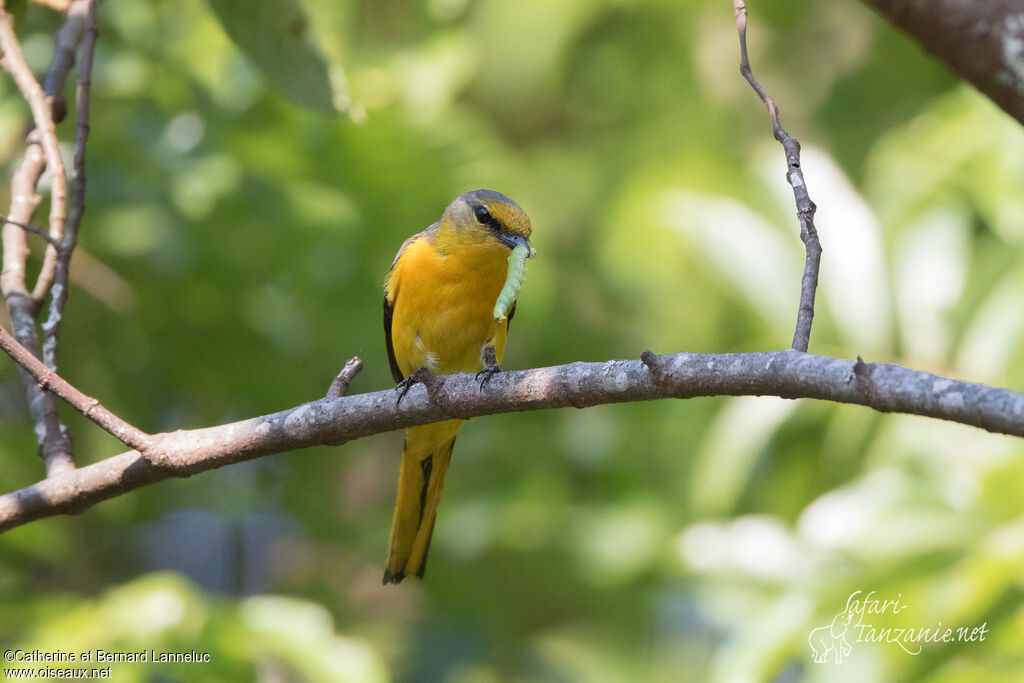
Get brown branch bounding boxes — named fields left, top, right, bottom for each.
left=0, top=324, right=151, bottom=453
left=1, top=145, right=43, bottom=303
left=0, top=0, right=98, bottom=476
left=0, top=144, right=71, bottom=475
left=733, top=0, right=822, bottom=353
left=0, top=2, right=69, bottom=302
left=326, top=356, right=363, bottom=398
left=1, top=349, right=1022, bottom=532
left=859, top=0, right=1024, bottom=128
left=42, top=0, right=97, bottom=370
left=0, top=0, right=93, bottom=475
left=0, top=216, right=71, bottom=474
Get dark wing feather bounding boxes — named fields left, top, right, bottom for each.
left=506, top=301, right=516, bottom=331
left=383, top=233, right=424, bottom=384
left=384, top=296, right=404, bottom=383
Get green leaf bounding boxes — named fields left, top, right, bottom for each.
left=206, top=0, right=341, bottom=114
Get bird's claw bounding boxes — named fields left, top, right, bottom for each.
left=475, top=364, right=501, bottom=389
left=395, top=367, right=432, bottom=405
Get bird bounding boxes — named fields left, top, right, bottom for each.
left=382, top=189, right=533, bottom=584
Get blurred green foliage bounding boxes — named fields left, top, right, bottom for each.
left=1, top=0, right=1023, bottom=680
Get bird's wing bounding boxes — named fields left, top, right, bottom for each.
left=383, top=296, right=403, bottom=383
left=383, top=233, right=424, bottom=384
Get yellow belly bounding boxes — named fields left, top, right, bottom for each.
left=389, top=236, right=510, bottom=377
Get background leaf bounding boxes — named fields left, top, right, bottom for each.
left=206, top=0, right=342, bottom=114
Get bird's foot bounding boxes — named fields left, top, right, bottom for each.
left=395, top=367, right=434, bottom=405
left=475, top=363, right=502, bottom=390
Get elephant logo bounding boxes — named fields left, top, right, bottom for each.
left=808, top=593, right=860, bottom=664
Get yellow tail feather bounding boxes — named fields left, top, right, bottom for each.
left=383, top=420, right=462, bottom=584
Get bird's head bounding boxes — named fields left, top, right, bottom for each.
left=441, top=189, right=534, bottom=256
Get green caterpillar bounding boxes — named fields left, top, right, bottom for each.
left=493, top=244, right=531, bottom=322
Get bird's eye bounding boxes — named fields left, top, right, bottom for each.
left=475, top=206, right=491, bottom=224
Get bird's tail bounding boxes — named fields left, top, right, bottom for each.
left=383, top=419, right=463, bottom=584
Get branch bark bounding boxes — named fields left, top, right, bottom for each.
left=860, top=0, right=1024, bottom=127
left=1, top=349, right=1023, bottom=533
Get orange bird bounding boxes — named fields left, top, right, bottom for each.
left=382, top=190, right=533, bottom=583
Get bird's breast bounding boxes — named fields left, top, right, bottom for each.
left=391, top=239, right=510, bottom=377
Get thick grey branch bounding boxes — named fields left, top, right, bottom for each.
left=859, top=0, right=1024, bottom=128
left=2, top=349, right=1022, bottom=532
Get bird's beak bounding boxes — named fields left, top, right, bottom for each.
left=500, top=233, right=536, bottom=258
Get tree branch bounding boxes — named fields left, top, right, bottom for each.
left=860, top=0, right=1024, bottom=128
left=41, top=0, right=97, bottom=371
left=0, top=325, right=152, bottom=452
left=1, top=349, right=1022, bottom=532
left=0, top=1, right=69, bottom=300
left=734, top=0, right=822, bottom=353
left=1, top=0, right=1019, bottom=544
left=30, top=0, right=91, bottom=304
left=326, top=356, right=363, bottom=398
left=0, top=0, right=96, bottom=476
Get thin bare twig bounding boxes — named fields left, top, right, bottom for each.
left=1, top=349, right=1022, bottom=532
left=42, top=0, right=87, bottom=100
left=0, top=212, right=62, bottom=248
left=326, top=356, right=363, bottom=398
left=0, top=325, right=151, bottom=452
left=733, top=0, right=822, bottom=353
left=42, top=0, right=97, bottom=370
